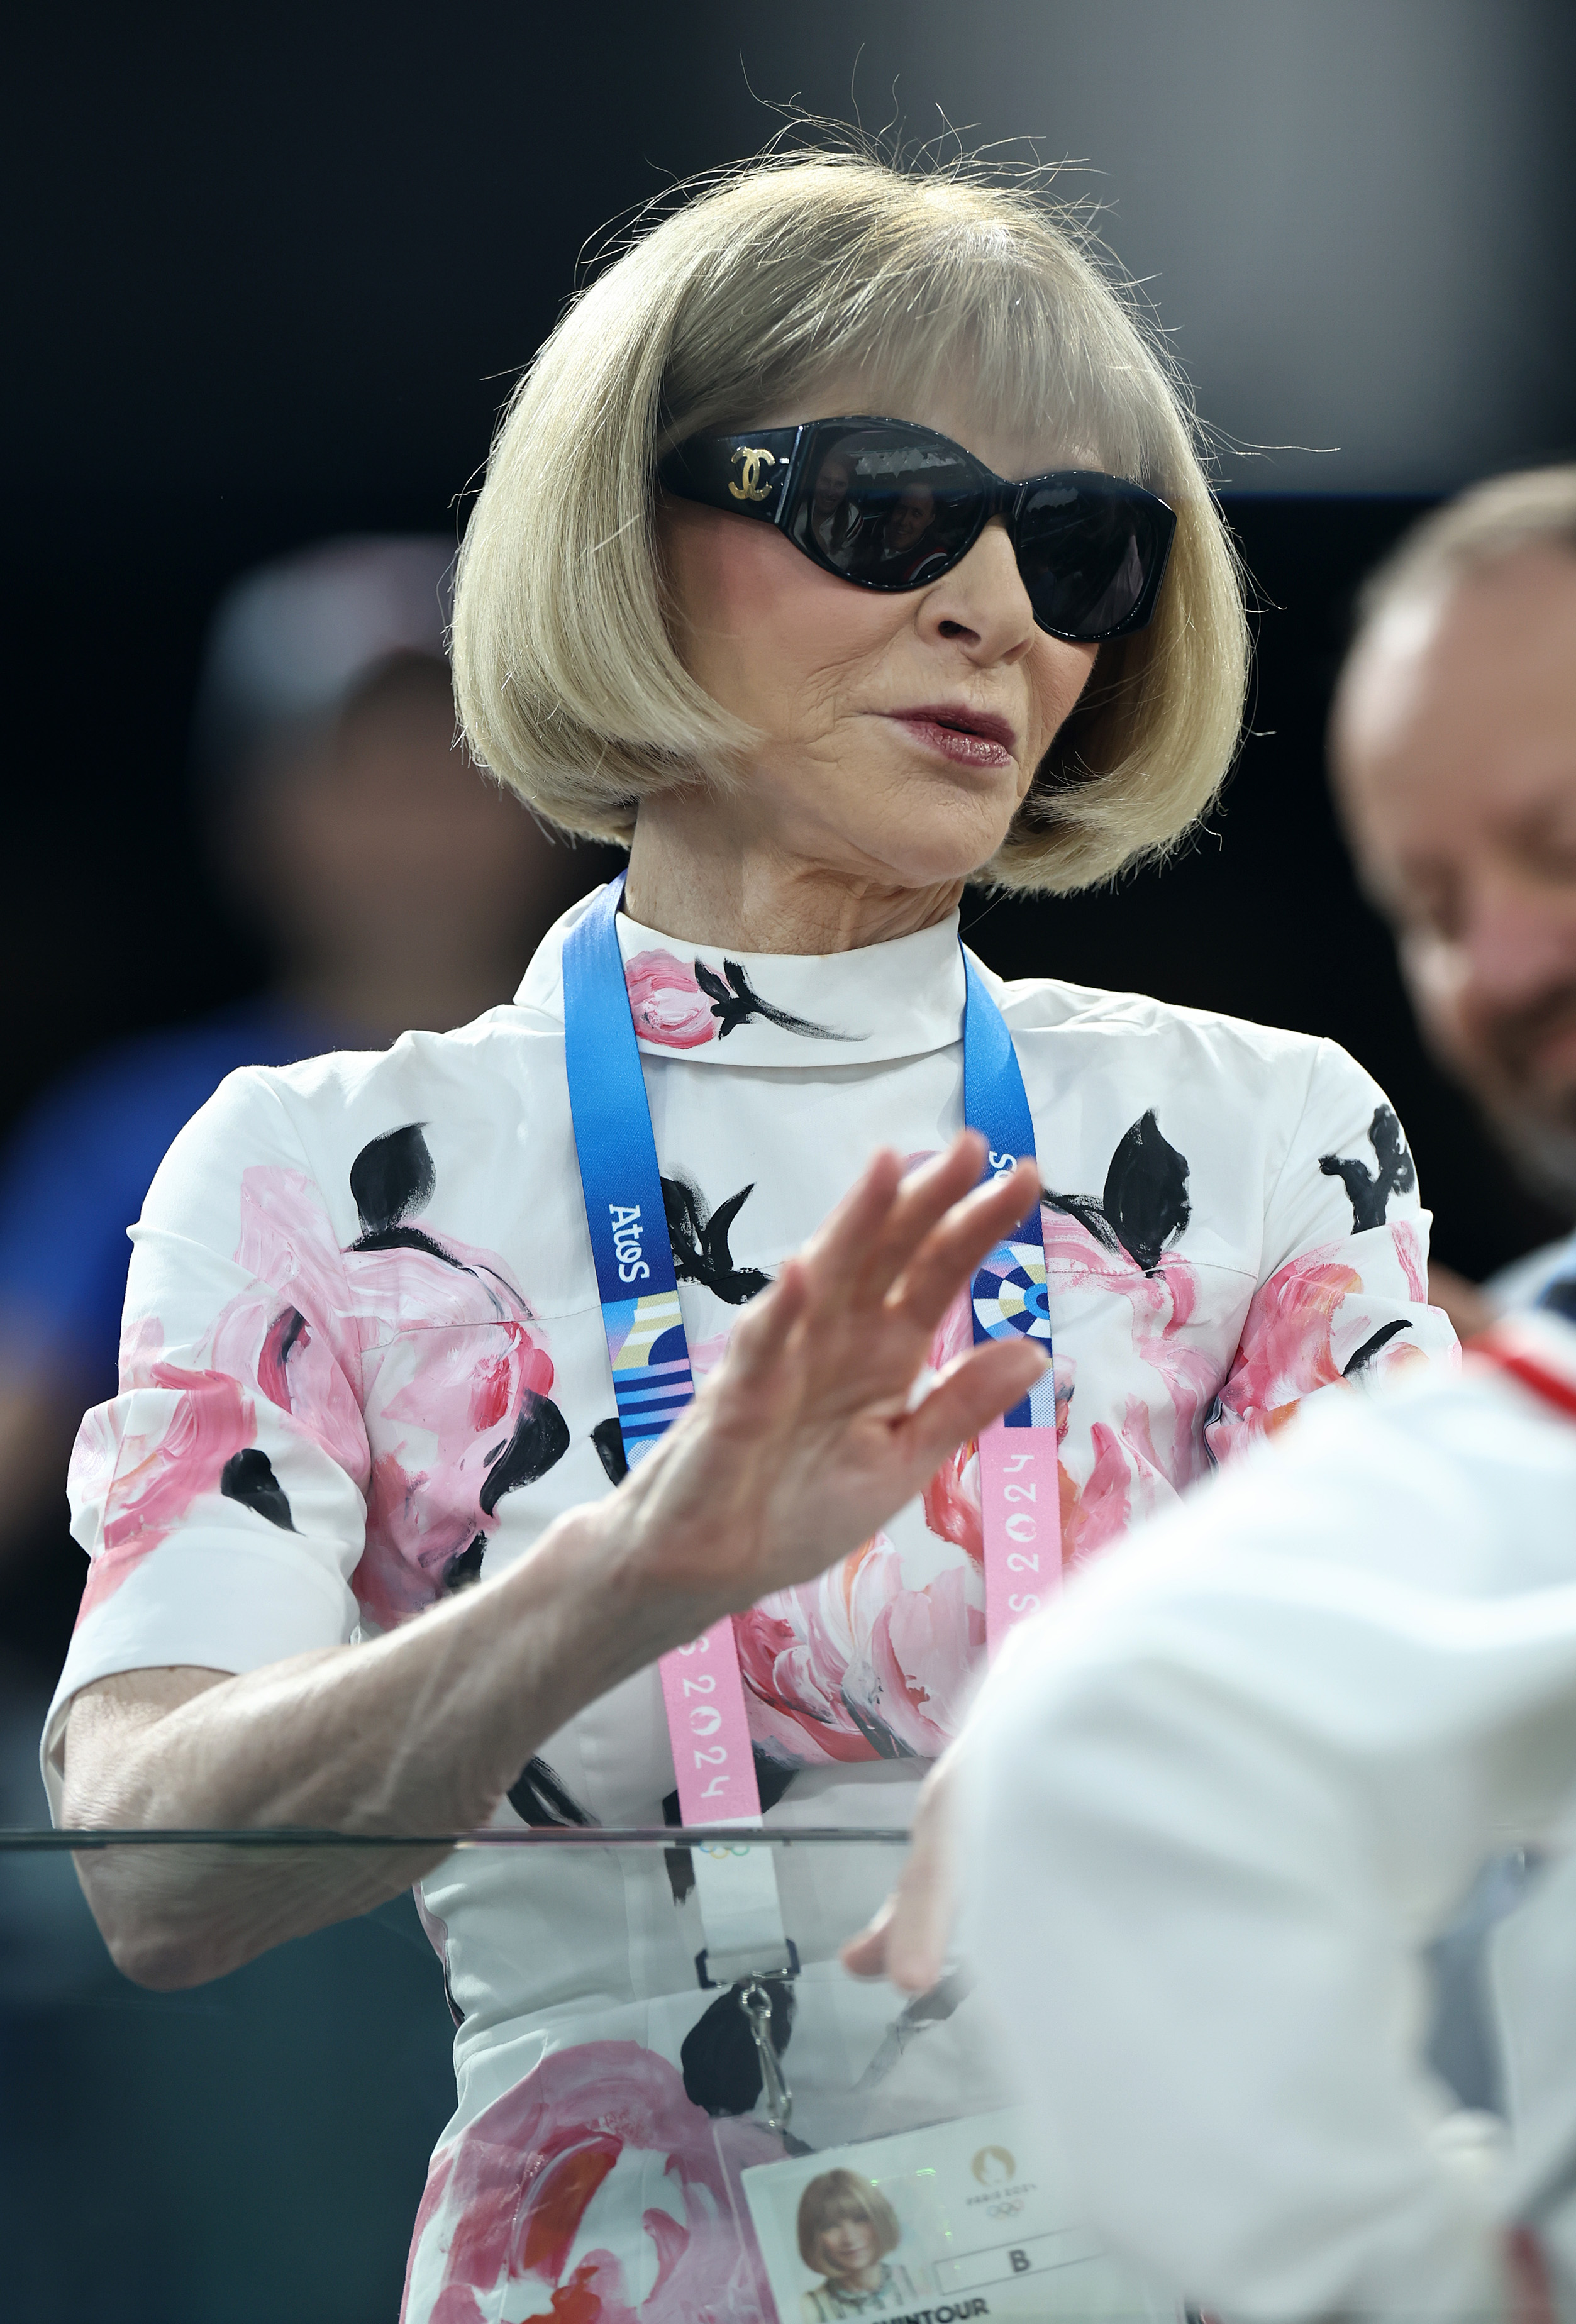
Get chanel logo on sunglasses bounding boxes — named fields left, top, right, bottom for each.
left=728, top=446, right=777, bottom=502
left=660, top=416, right=1178, bottom=643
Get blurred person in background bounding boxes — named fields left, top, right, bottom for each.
left=1333, top=470, right=1576, bottom=1339
left=0, top=536, right=594, bottom=1673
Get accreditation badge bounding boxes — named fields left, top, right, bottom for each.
left=740, top=2105, right=1169, bottom=2323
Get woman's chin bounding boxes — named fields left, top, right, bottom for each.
left=858, top=822, right=1013, bottom=892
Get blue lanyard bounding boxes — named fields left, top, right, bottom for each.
left=562, top=874, right=1052, bottom=1470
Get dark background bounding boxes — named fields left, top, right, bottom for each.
left=8, top=2, right=1575, bottom=1284
left=3, top=8, right=1575, bottom=2318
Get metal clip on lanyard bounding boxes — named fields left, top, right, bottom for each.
left=561, top=877, right=1061, bottom=2034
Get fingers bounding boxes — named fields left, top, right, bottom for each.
left=886, top=1157, right=1042, bottom=1340
left=901, top=1338, right=1048, bottom=1476
left=840, top=1759, right=955, bottom=1993
left=799, top=1136, right=1036, bottom=1336
left=718, top=1139, right=1041, bottom=1406
left=840, top=1889, right=898, bottom=1980
left=794, top=1145, right=908, bottom=1292
left=845, top=1134, right=988, bottom=1307
left=720, top=1255, right=807, bottom=1385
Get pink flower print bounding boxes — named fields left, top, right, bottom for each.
left=70, top=1140, right=570, bottom=1642
left=401, top=2041, right=781, bottom=2323
left=923, top=1438, right=984, bottom=1566
left=1204, top=1242, right=1397, bottom=1463
left=1038, top=1198, right=1215, bottom=1487
left=1058, top=1419, right=1135, bottom=1567
left=208, top=1166, right=371, bottom=1483
left=75, top=1360, right=258, bottom=1624
left=863, top=1558, right=985, bottom=1753
left=737, top=1534, right=987, bottom=1765
left=356, top=1303, right=562, bottom=1628
left=623, top=950, right=716, bottom=1049
left=1391, top=1217, right=1428, bottom=1304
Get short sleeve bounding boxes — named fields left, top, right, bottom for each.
left=43, top=1068, right=372, bottom=1808
left=1206, top=1039, right=1458, bottom=1462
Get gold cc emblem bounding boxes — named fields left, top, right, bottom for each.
left=728, top=446, right=777, bottom=502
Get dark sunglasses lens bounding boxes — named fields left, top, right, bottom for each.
left=790, top=428, right=981, bottom=585
left=1016, top=478, right=1168, bottom=639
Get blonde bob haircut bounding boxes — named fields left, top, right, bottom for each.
left=796, top=2169, right=901, bottom=2271
left=453, top=148, right=1250, bottom=894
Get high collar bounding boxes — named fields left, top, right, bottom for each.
left=516, top=883, right=970, bottom=1066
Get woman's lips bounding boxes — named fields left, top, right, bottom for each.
left=887, top=712, right=1016, bottom=770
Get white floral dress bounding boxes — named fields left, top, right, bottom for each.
left=44, top=891, right=1455, bottom=2322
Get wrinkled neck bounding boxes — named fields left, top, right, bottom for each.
left=624, top=795, right=963, bottom=955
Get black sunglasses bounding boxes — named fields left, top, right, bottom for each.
left=658, top=416, right=1177, bottom=645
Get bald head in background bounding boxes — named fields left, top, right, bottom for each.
left=1331, top=470, right=1576, bottom=1334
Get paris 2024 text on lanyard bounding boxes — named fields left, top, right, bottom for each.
left=562, top=874, right=1059, bottom=1986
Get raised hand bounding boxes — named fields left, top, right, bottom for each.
left=597, top=1131, right=1045, bottom=1619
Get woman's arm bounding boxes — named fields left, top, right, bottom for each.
left=64, top=1134, right=1045, bottom=1988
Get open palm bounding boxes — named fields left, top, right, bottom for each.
left=606, top=1132, right=1046, bottom=1619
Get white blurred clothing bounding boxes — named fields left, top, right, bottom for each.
left=960, top=1317, right=1576, bottom=2321
left=1489, top=1233, right=1576, bottom=1316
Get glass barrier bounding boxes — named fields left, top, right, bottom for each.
left=0, top=1824, right=1174, bottom=2324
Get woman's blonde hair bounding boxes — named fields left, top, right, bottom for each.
left=453, top=147, right=1248, bottom=894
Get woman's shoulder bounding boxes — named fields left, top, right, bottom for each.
left=180, top=1006, right=556, bottom=1136
left=989, top=965, right=1323, bottom=1066
left=141, top=1007, right=563, bottom=1220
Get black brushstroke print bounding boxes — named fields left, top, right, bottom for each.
left=752, top=1750, right=798, bottom=1813
left=661, top=1175, right=771, bottom=1305
left=1044, top=1110, right=1192, bottom=1275
left=350, top=1122, right=437, bottom=1236
left=592, top=1417, right=629, bottom=1484
left=479, top=1397, right=572, bottom=1514
left=444, top=1535, right=486, bottom=1592
left=1319, top=1105, right=1416, bottom=1232
left=1343, top=1319, right=1412, bottom=1377
left=508, top=1756, right=596, bottom=1829
left=845, top=1697, right=919, bottom=1761
left=351, top=1218, right=465, bottom=1264
left=1103, top=1111, right=1193, bottom=1272
left=692, top=958, right=853, bottom=1043
left=343, top=1127, right=572, bottom=1508
left=271, top=1307, right=310, bottom=1369
left=348, top=1122, right=464, bottom=1264
left=219, top=1447, right=296, bottom=1531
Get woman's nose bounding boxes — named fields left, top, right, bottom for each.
left=918, top=517, right=1036, bottom=663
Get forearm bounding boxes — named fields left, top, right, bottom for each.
left=62, top=1137, right=1045, bottom=1988
left=65, top=1494, right=717, bottom=1986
